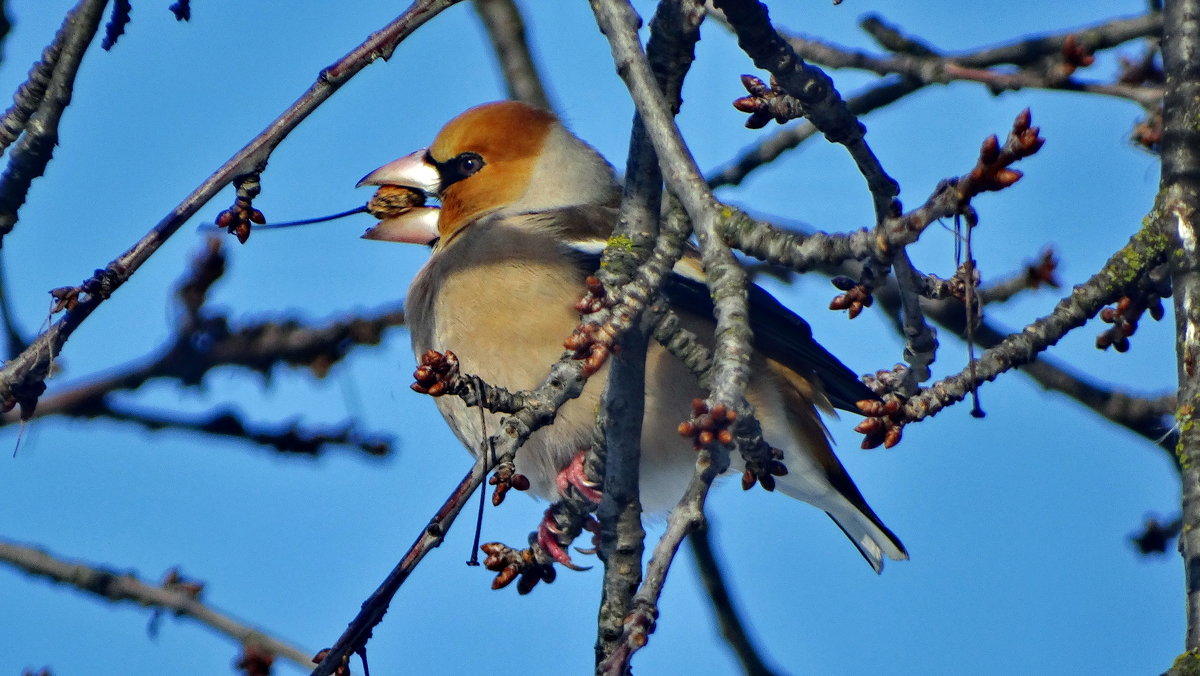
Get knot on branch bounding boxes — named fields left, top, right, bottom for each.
left=310, top=649, right=350, bottom=676
left=161, top=566, right=205, bottom=598
left=1, top=373, right=46, bottom=419
left=101, top=0, right=131, bottom=51
left=1131, top=515, right=1181, bottom=555
left=1118, top=48, right=1163, bottom=87
left=177, top=237, right=227, bottom=319
left=169, top=1, right=191, bottom=21
left=216, top=174, right=265, bottom=244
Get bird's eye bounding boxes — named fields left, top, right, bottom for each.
left=456, top=153, right=484, bottom=177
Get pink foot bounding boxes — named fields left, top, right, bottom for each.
left=555, top=451, right=603, bottom=504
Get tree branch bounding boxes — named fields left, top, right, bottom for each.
left=1157, top=0, right=1200, bottom=659
left=0, top=539, right=313, bottom=670
left=0, top=0, right=108, bottom=242
left=0, top=0, right=462, bottom=421
left=471, top=0, right=551, bottom=109
left=593, top=0, right=703, bottom=665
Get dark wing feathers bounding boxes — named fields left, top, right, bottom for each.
left=660, top=272, right=877, bottom=413
left=565, top=239, right=874, bottom=412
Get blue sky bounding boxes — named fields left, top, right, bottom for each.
left=0, top=2, right=1180, bottom=674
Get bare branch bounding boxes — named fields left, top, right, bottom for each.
left=0, top=539, right=312, bottom=669
left=1157, top=0, right=1200, bottom=656
left=709, top=11, right=1162, bottom=190
left=311, top=454, right=489, bottom=676
left=0, top=0, right=108, bottom=242
left=784, top=14, right=1163, bottom=107
left=689, top=522, right=783, bottom=676
left=897, top=224, right=1171, bottom=426
left=0, top=0, right=462, bottom=420
left=471, top=0, right=551, bottom=109
left=595, top=3, right=704, bottom=659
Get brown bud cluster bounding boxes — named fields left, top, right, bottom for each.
left=732, top=74, right=796, bottom=129
left=962, top=109, right=1044, bottom=199
left=366, top=184, right=426, bottom=220
left=574, top=275, right=612, bottom=315
left=235, top=644, right=274, bottom=676
left=1024, top=249, right=1061, bottom=289
left=49, top=286, right=81, bottom=313
left=677, top=399, right=737, bottom=450
left=488, top=463, right=531, bottom=506
left=564, top=322, right=615, bottom=376
left=411, top=349, right=461, bottom=396
left=740, top=447, right=788, bottom=492
left=481, top=542, right=557, bottom=594
left=1131, top=108, right=1163, bottom=153
left=829, top=276, right=874, bottom=319
left=1058, top=34, right=1095, bottom=77
left=1096, top=289, right=1168, bottom=353
left=854, top=394, right=906, bottom=449
left=216, top=196, right=265, bottom=244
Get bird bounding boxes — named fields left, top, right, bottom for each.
left=357, top=100, right=907, bottom=572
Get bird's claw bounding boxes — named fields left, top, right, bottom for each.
left=554, top=451, right=603, bottom=504
left=537, top=509, right=592, bottom=571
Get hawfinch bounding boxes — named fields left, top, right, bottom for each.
left=358, top=101, right=906, bottom=572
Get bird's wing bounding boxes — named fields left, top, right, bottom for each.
left=563, top=237, right=875, bottom=413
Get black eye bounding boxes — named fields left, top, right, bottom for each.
left=456, top=153, right=484, bottom=177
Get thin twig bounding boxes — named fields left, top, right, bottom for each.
left=900, top=224, right=1172, bottom=424
left=311, top=454, right=490, bottom=675
left=689, top=522, right=783, bottom=676
left=0, top=539, right=313, bottom=669
left=0, top=0, right=462, bottom=420
left=708, top=11, right=1162, bottom=190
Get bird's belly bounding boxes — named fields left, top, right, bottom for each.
left=408, top=257, right=704, bottom=510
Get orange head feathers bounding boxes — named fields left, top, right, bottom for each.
left=359, top=101, right=618, bottom=247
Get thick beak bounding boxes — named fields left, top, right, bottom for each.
left=358, top=149, right=442, bottom=246
left=357, top=149, right=441, bottom=194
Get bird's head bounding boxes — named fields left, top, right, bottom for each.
left=358, top=101, right=618, bottom=247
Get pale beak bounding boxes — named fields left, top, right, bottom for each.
left=362, top=206, right=440, bottom=245
left=358, top=149, right=443, bottom=246
left=357, top=149, right=441, bottom=194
